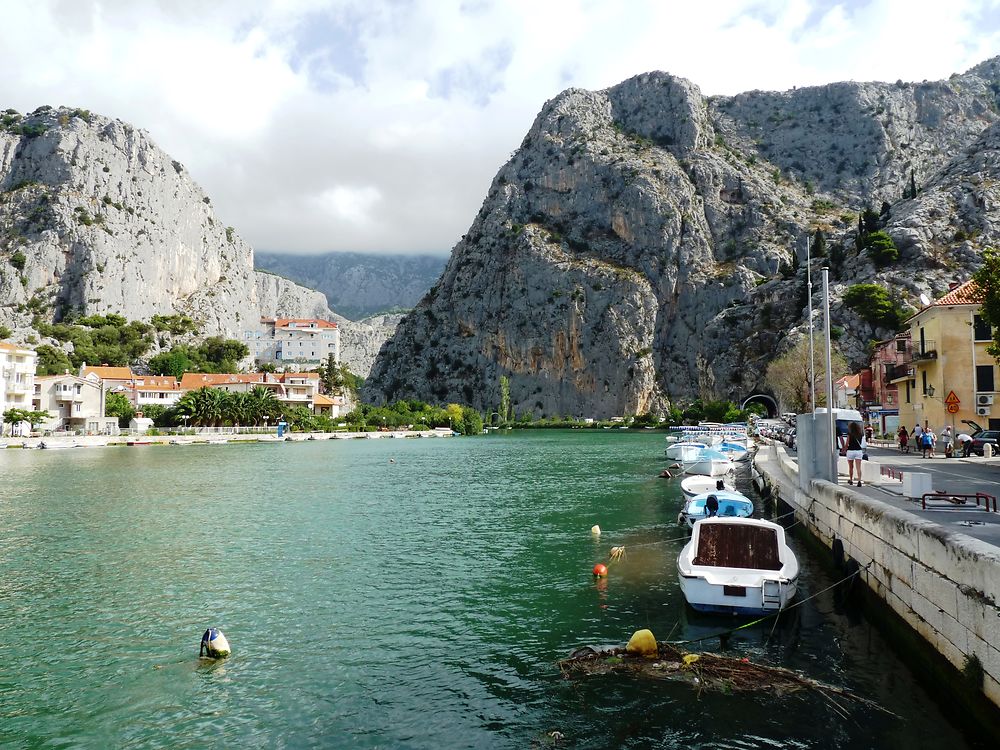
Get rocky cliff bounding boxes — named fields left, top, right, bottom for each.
left=0, top=106, right=396, bottom=376
left=255, top=251, right=447, bottom=319
left=364, top=59, right=1000, bottom=417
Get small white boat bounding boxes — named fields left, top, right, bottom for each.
left=39, top=440, right=81, bottom=450
left=684, top=448, right=733, bottom=477
left=680, top=475, right=735, bottom=500
left=677, top=517, right=799, bottom=616
left=665, top=441, right=709, bottom=462
left=677, top=490, right=754, bottom=529
left=719, top=441, right=750, bottom=461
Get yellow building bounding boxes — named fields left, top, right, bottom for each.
left=896, top=280, right=997, bottom=435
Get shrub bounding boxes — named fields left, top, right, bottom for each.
left=864, top=231, right=899, bottom=267
left=10, top=250, right=26, bottom=270
left=843, top=284, right=904, bottom=329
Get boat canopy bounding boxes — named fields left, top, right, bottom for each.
left=693, top=524, right=782, bottom=570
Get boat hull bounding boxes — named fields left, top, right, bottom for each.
left=684, top=458, right=732, bottom=477
left=677, top=573, right=798, bottom=616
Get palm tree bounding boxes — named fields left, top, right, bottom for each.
left=247, top=385, right=280, bottom=425
left=176, top=387, right=226, bottom=427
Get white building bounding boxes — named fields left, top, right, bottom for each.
left=33, top=373, right=118, bottom=434
left=1, top=342, right=38, bottom=431
left=245, top=318, right=340, bottom=369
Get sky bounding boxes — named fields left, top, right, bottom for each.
left=2, top=0, right=1000, bottom=256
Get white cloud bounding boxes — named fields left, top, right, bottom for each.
left=1, top=0, right=999, bottom=254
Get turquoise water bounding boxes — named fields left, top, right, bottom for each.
left=0, top=431, right=985, bottom=748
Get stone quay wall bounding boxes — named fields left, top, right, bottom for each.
left=755, top=443, right=1000, bottom=708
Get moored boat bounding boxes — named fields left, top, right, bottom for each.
left=683, top=448, right=733, bottom=477
left=680, top=475, right=735, bottom=499
left=677, top=517, right=799, bottom=616
left=677, top=490, right=754, bottom=529
left=665, top=441, right=709, bottom=462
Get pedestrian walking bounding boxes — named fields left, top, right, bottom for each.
left=921, top=427, right=936, bottom=458
left=941, top=425, right=953, bottom=458
left=846, top=421, right=866, bottom=485
left=898, top=425, right=909, bottom=453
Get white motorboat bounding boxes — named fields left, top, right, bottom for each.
left=684, top=448, right=733, bottom=477
left=680, top=475, right=735, bottom=499
left=677, top=490, right=754, bottom=529
left=665, top=441, right=709, bottom=462
left=677, top=517, right=799, bottom=616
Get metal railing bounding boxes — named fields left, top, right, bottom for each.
left=921, top=492, right=997, bottom=512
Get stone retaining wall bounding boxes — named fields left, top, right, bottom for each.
left=756, top=443, right=1000, bottom=708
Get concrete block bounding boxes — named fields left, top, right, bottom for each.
left=938, top=610, right=969, bottom=655
left=889, top=572, right=914, bottom=610
left=911, top=589, right=944, bottom=635
left=955, top=593, right=989, bottom=639
left=903, top=472, right=933, bottom=498
left=886, top=547, right=914, bottom=588
left=860, top=460, right=881, bottom=482
left=911, top=565, right=960, bottom=616
left=937, top=632, right=968, bottom=671
left=968, top=634, right=1000, bottom=687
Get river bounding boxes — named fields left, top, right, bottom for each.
left=0, top=431, right=988, bottom=748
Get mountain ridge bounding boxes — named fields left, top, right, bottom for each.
left=363, top=57, right=1000, bottom=417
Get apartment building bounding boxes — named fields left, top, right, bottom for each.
left=1, top=341, right=38, bottom=424
left=32, top=374, right=118, bottom=434
left=178, top=371, right=322, bottom=413
left=895, top=280, right=997, bottom=433
left=245, top=318, right=340, bottom=368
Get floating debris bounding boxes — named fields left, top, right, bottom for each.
left=558, top=641, right=897, bottom=715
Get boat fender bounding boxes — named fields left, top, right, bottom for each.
left=831, top=539, right=845, bottom=570
left=592, top=563, right=608, bottom=577
left=200, top=628, right=231, bottom=658
left=759, top=483, right=771, bottom=499
left=590, top=525, right=601, bottom=536
left=626, top=629, right=658, bottom=657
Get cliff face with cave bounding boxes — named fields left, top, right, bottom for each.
left=364, top=59, right=1000, bottom=417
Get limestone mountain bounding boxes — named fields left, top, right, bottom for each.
left=255, top=251, right=447, bottom=320
left=364, top=59, right=1000, bottom=417
left=0, top=106, right=394, bottom=376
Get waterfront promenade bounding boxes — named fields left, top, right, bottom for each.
left=0, top=429, right=452, bottom=449
left=756, top=440, right=1000, bottom=711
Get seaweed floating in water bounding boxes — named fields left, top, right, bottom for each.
left=558, top=642, right=898, bottom=718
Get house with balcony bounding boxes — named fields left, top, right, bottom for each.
left=32, top=374, right=118, bottom=434
left=1, top=342, right=38, bottom=431
left=128, top=375, right=184, bottom=408
left=245, top=318, right=340, bottom=369
left=867, top=333, right=911, bottom=434
left=896, top=280, right=996, bottom=433
left=179, top=371, right=321, bottom=413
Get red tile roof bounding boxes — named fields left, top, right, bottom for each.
left=930, top=279, right=982, bottom=307
left=275, top=318, right=338, bottom=329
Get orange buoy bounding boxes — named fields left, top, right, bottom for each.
left=593, top=563, right=608, bottom=577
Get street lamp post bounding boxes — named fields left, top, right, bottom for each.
left=823, top=267, right=836, bottom=481
left=806, top=235, right=816, bottom=412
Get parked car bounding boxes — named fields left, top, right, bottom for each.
left=970, top=429, right=1000, bottom=456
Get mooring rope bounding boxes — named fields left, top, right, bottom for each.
left=667, top=560, right=873, bottom=646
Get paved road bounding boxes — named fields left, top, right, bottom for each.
left=781, top=443, right=1000, bottom=548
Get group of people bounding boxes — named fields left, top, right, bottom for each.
left=897, top=422, right=971, bottom=457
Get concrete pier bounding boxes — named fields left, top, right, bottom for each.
left=755, top=442, right=1000, bottom=709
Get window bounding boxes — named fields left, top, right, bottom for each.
left=919, top=327, right=926, bottom=354
left=905, top=380, right=912, bottom=404
left=896, top=338, right=907, bottom=352
left=977, top=365, right=995, bottom=393
left=974, top=315, right=992, bottom=342
left=921, top=370, right=927, bottom=395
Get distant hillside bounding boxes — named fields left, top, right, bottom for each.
left=254, top=251, right=447, bottom=319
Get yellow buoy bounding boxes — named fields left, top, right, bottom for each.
left=590, top=525, right=601, bottom=536
left=625, top=629, right=658, bottom=657
left=682, top=653, right=701, bottom=667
